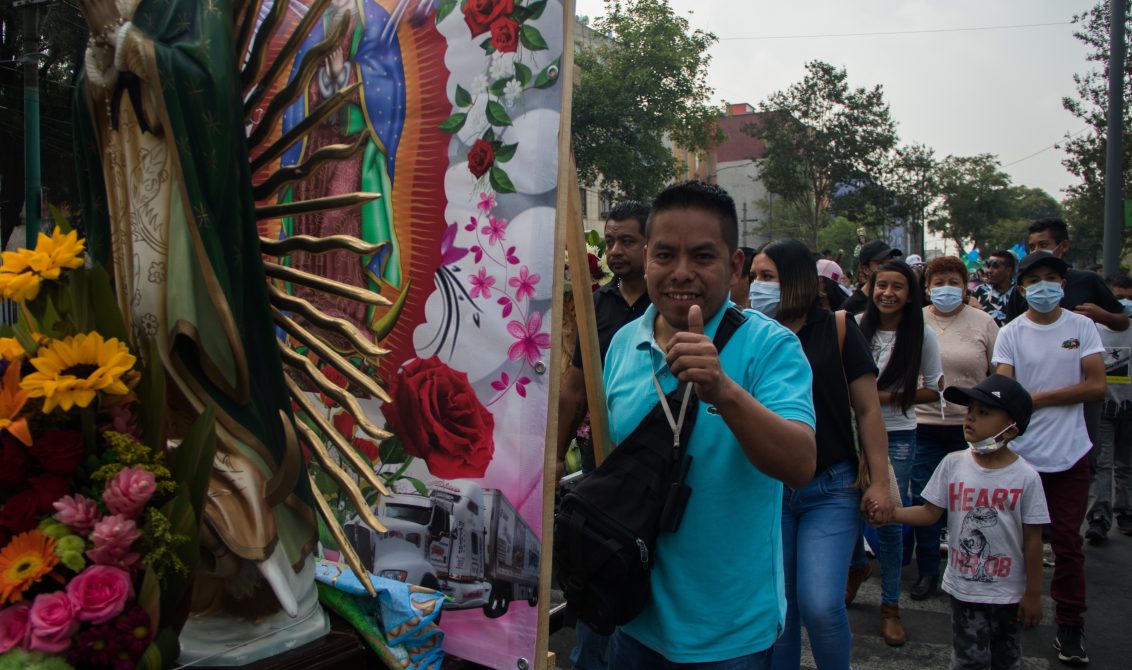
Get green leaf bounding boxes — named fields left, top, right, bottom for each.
left=489, top=167, right=517, bottom=194
left=40, top=295, right=62, bottom=339
left=437, top=112, right=467, bottom=133
left=436, top=0, right=457, bottom=23
left=511, top=6, right=531, bottom=22
left=514, top=62, right=533, bottom=87
left=174, top=406, right=218, bottom=523
left=403, top=476, right=428, bottom=496
left=138, top=567, right=161, bottom=630
left=455, top=85, right=472, bottom=108
left=494, top=143, right=518, bottom=163
left=88, top=264, right=130, bottom=344
left=139, top=337, right=166, bottom=450
left=533, top=57, right=561, bottom=89
left=66, top=266, right=92, bottom=333
left=12, top=318, right=38, bottom=358
left=527, top=0, right=547, bottom=20
left=480, top=37, right=496, bottom=54
left=379, top=433, right=408, bottom=464
left=520, top=25, right=548, bottom=51
left=485, top=100, right=513, bottom=127
left=490, top=77, right=511, bottom=97
left=483, top=127, right=496, bottom=143
left=585, top=228, right=603, bottom=247
left=47, top=203, right=72, bottom=234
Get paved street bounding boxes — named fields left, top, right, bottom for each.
left=545, top=525, right=1132, bottom=669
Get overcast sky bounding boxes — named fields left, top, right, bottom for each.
left=574, top=0, right=1102, bottom=201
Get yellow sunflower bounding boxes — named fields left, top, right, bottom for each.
left=0, top=529, right=59, bottom=606
left=0, top=227, right=85, bottom=302
left=21, top=332, right=137, bottom=413
left=0, top=337, right=25, bottom=362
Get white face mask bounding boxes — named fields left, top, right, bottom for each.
left=967, top=422, right=1016, bottom=454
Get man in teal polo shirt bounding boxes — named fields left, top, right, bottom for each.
left=604, top=181, right=817, bottom=667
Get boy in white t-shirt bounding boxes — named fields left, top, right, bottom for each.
left=870, top=375, right=1048, bottom=670
left=992, top=250, right=1106, bottom=667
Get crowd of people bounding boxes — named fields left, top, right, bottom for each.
left=556, top=180, right=1128, bottom=670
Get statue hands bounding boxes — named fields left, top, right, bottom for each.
left=79, top=0, right=125, bottom=40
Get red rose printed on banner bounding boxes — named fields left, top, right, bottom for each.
left=464, top=0, right=515, bottom=37
left=467, top=139, right=496, bottom=179
left=383, top=357, right=495, bottom=479
left=490, top=17, right=520, bottom=53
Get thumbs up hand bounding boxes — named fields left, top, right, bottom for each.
left=665, top=305, right=731, bottom=405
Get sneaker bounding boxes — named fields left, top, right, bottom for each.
left=1117, top=514, right=1132, bottom=536
left=1085, top=519, right=1108, bottom=544
left=1053, top=624, right=1089, bottom=666
left=1043, top=543, right=1056, bottom=568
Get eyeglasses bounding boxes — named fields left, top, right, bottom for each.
left=985, top=260, right=1008, bottom=269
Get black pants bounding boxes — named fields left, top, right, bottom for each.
left=949, top=596, right=1021, bottom=670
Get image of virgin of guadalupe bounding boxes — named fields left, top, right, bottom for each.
left=278, top=0, right=409, bottom=352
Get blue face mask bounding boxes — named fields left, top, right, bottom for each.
left=1024, top=280, right=1064, bottom=313
left=1120, top=299, right=1132, bottom=316
left=929, top=286, right=964, bottom=313
left=748, top=280, right=780, bottom=318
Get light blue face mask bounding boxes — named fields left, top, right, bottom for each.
left=930, top=286, right=964, bottom=313
left=748, top=280, right=780, bottom=318
left=1024, top=280, right=1064, bottom=313
left=1120, top=299, right=1132, bottom=316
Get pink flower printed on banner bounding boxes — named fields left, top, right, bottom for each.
left=439, top=223, right=469, bottom=266
left=476, top=192, right=496, bottom=215
left=480, top=216, right=508, bottom=245
left=506, top=312, right=550, bottom=367
left=469, top=267, right=496, bottom=299
left=508, top=266, right=539, bottom=302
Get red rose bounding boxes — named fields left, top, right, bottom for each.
left=489, top=17, right=520, bottom=53
left=0, top=434, right=29, bottom=487
left=29, top=475, right=71, bottom=514
left=353, top=438, right=379, bottom=464
left=0, top=490, right=38, bottom=535
left=464, top=0, right=514, bottom=37
left=467, top=139, right=495, bottom=179
left=30, top=429, right=87, bottom=477
left=332, top=410, right=356, bottom=440
left=587, top=253, right=603, bottom=280
left=383, top=357, right=495, bottom=479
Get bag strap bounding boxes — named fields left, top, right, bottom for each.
left=835, top=309, right=847, bottom=360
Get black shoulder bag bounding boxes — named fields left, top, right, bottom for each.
left=553, top=306, right=747, bottom=635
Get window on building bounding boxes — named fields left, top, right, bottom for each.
left=579, top=187, right=588, bottom=217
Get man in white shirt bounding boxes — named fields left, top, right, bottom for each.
left=993, top=251, right=1106, bottom=667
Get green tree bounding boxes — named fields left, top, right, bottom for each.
left=748, top=60, right=898, bottom=247
left=572, top=0, right=721, bottom=200
left=1010, top=185, right=1063, bottom=221
left=929, top=154, right=1015, bottom=254
left=1061, top=0, right=1131, bottom=248
left=887, top=143, right=939, bottom=255
left=0, top=3, right=86, bottom=243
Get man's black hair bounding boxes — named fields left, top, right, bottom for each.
left=1110, top=274, right=1132, bottom=290
left=1028, top=218, right=1069, bottom=244
left=990, top=249, right=1016, bottom=268
left=606, top=200, right=651, bottom=236
left=647, top=180, right=739, bottom=251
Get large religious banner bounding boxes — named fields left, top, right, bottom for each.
left=245, top=0, right=567, bottom=667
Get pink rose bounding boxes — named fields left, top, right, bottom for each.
left=86, top=515, right=140, bottom=569
left=53, top=493, right=101, bottom=535
left=0, top=602, right=30, bottom=653
left=102, top=467, right=155, bottom=519
left=66, top=565, right=134, bottom=624
left=27, top=592, right=78, bottom=653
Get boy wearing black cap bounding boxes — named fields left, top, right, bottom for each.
left=992, top=250, right=1106, bottom=666
left=871, top=375, right=1049, bottom=670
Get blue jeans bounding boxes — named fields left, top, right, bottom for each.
left=912, top=424, right=965, bottom=578
left=875, top=429, right=915, bottom=604
left=569, top=621, right=609, bottom=670
left=609, top=629, right=771, bottom=669
left=771, top=460, right=860, bottom=670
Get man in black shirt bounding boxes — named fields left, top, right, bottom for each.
left=842, top=240, right=901, bottom=315
left=555, top=202, right=652, bottom=479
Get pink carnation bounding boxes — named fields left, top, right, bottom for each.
left=53, top=494, right=101, bottom=535
left=102, top=466, right=155, bottom=520
left=66, top=565, right=134, bottom=624
left=86, top=514, right=140, bottom=569
left=0, top=602, right=30, bottom=653
left=27, top=592, right=78, bottom=653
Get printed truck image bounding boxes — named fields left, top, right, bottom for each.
left=344, top=479, right=539, bottom=618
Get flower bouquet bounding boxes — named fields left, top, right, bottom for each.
left=0, top=220, right=215, bottom=670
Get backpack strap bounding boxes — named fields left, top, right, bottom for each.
left=835, top=309, right=847, bottom=360
left=712, top=305, right=748, bottom=353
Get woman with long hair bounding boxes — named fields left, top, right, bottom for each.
left=751, top=240, right=894, bottom=670
left=853, top=259, right=943, bottom=646
left=910, top=255, right=998, bottom=599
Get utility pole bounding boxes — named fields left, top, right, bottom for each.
left=15, top=0, right=51, bottom=249
left=1103, top=0, right=1127, bottom=277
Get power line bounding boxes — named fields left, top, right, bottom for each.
left=1002, top=127, right=1090, bottom=167
left=719, top=21, right=1071, bottom=41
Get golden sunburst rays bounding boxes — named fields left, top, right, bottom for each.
left=249, top=82, right=361, bottom=169
left=277, top=347, right=390, bottom=439
left=233, top=0, right=262, bottom=68
left=267, top=286, right=389, bottom=359
left=239, top=0, right=288, bottom=91
left=245, top=0, right=335, bottom=114
left=262, top=261, right=392, bottom=306
left=254, top=192, right=383, bottom=221
left=307, top=478, right=377, bottom=599
left=252, top=134, right=369, bottom=201
left=273, top=312, right=391, bottom=403
left=286, top=375, right=390, bottom=499
left=260, top=233, right=387, bottom=257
